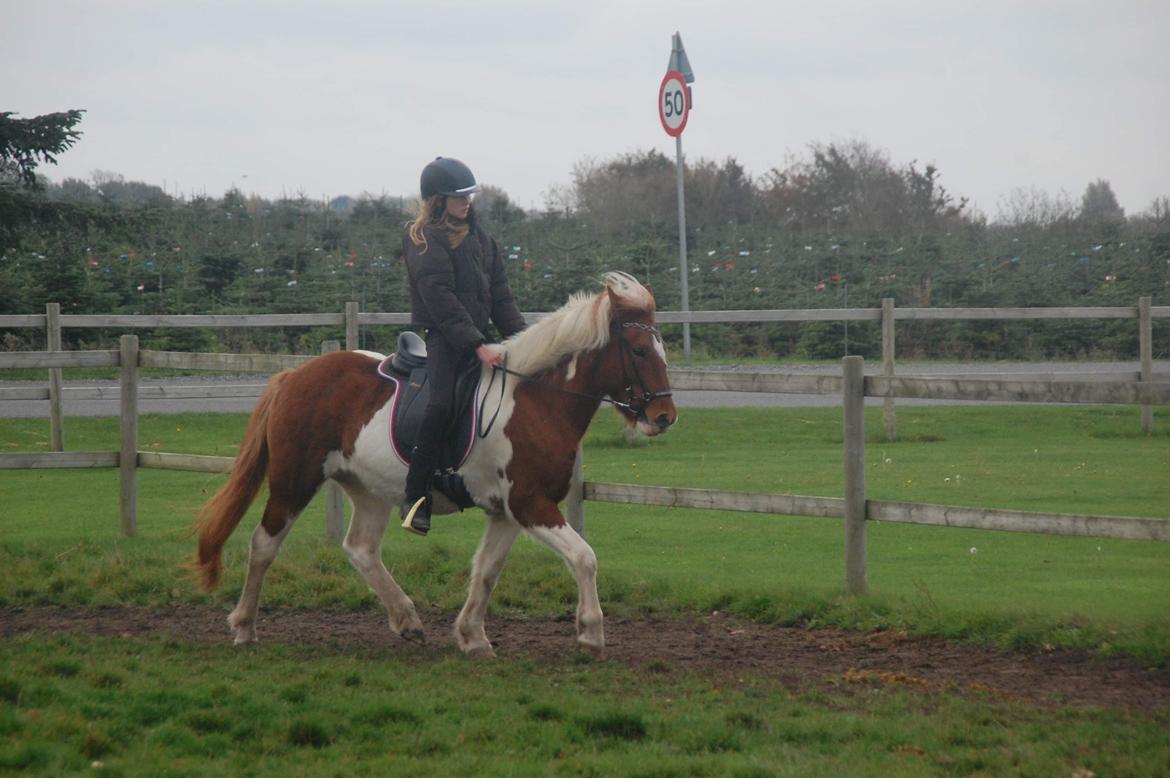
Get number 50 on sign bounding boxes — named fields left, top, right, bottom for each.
left=658, top=70, right=690, bottom=137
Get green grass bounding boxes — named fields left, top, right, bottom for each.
left=1, top=633, right=1165, bottom=776
left=3, top=406, right=1169, bottom=775
left=1, top=406, right=1169, bottom=662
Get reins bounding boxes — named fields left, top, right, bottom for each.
left=476, top=321, right=673, bottom=439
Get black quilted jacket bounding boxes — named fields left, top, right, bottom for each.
left=402, top=218, right=525, bottom=351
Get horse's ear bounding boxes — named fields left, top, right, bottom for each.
left=644, top=283, right=655, bottom=299
left=606, top=285, right=623, bottom=315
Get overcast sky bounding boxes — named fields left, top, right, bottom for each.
left=4, top=0, right=1168, bottom=218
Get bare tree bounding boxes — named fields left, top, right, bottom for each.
left=995, top=186, right=1076, bottom=228
left=571, top=149, right=675, bottom=235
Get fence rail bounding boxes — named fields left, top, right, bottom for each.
left=3, top=340, right=1168, bottom=596
left=4, top=296, right=1166, bottom=441
left=3, top=301, right=1168, bottom=595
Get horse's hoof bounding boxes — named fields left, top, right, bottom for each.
left=399, top=627, right=426, bottom=644
left=578, top=640, right=606, bottom=660
left=463, top=641, right=496, bottom=659
left=229, top=619, right=257, bottom=645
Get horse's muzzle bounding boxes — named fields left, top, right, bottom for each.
left=637, top=404, right=677, bottom=437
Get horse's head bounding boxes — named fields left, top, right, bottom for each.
left=602, top=273, right=678, bottom=437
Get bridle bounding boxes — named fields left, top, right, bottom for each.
left=611, top=321, right=674, bottom=415
left=478, top=320, right=674, bottom=438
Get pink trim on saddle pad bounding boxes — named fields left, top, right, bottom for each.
left=375, top=355, right=397, bottom=380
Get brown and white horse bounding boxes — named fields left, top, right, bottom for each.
left=191, top=272, right=676, bottom=657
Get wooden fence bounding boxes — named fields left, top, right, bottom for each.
left=2, top=299, right=1169, bottom=594
left=616, top=355, right=1170, bottom=595
left=3, top=348, right=1169, bottom=595
left=2, top=295, right=1166, bottom=445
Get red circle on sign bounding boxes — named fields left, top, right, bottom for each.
left=658, top=69, right=689, bottom=137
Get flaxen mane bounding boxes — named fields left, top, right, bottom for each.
left=500, top=272, right=655, bottom=375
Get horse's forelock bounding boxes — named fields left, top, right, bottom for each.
left=603, top=271, right=655, bottom=315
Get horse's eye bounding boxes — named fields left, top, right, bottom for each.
left=632, top=346, right=647, bottom=358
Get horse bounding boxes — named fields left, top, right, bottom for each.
left=190, top=272, right=677, bottom=658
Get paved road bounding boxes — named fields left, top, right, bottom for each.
left=2, top=361, right=1164, bottom=418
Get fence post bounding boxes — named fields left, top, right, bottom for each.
left=1139, top=296, right=1153, bottom=435
left=320, top=339, right=346, bottom=543
left=119, top=334, right=139, bottom=537
left=46, top=302, right=64, bottom=451
left=881, top=298, right=896, bottom=442
left=345, top=302, right=359, bottom=351
left=565, top=444, right=585, bottom=536
left=842, top=355, right=868, bottom=595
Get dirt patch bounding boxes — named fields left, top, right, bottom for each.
left=3, top=605, right=1167, bottom=715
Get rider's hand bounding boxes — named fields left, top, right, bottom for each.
left=475, top=344, right=504, bottom=368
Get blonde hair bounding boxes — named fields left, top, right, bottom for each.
left=500, top=272, right=656, bottom=375
left=407, top=195, right=470, bottom=252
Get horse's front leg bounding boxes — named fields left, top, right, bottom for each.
left=526, top=513, right=605, bottom=659
left=455, top=512, right=521, bottom=658
left=341, top=489, right=424, bottom=642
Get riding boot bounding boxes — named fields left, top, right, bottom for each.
left=401, top=445, right=438, bottom=535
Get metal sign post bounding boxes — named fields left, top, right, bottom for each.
left=674, top=133, right=690, bottom=357
left=660, top=33, right=694, bottom=357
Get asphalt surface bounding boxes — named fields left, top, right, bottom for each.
left=2, top=361, right=1165, bottom=418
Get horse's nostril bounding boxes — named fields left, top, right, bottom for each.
left=656, top=413, right=673, bottom=429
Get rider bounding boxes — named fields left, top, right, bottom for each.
left=400, top=157, right=526, bottom=535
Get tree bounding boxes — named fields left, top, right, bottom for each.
left=0, top=110, right=84, bottom=186
left=761, top=140, right=964, bottom=237
left=475, top=184, right=526, bottom=228
left=571, top=149, right=676, bottom=236
left=995, top=186, right=1075, bottom=228
left=0, top=110, right=86, bottom=258
left=685, top=156, right=755, bottom=232
left=1079, top=179, right=1125, bottom=226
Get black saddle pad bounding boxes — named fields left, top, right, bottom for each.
left=377, top=353, right=481, bottom=470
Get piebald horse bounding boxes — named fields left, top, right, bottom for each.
left=191, top=272, right=677, bottom=657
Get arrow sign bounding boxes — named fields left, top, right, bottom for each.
left=667, top=31, right=694, bottom=83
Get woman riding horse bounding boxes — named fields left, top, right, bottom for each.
left=401, top=157, right=526, bottom=535
left=191, top=272, right=676, bottom=659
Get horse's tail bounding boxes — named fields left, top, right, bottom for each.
left=190, top=369, right=289, bottom=591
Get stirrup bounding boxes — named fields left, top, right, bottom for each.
left=401, top=496, right=430, bottom=535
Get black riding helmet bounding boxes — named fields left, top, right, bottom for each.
left=420, top=157, right=479, bottom=198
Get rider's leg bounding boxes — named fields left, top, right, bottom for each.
left=401, top=330, right=462, bottom=535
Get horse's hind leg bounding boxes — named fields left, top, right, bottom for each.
left=526, top=520, right=605, bottom=658
left=228, top=498, right=300, bottom=644
left=455, top=512, right=521, bottom=657
left=341, top=489, right=424, bottom=642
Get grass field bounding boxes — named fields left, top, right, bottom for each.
left=2, top=406, right=1168, bottom=654
left=2, top=405, right=1168, bottom=774
left=4, top=633, right=1168, bottom=777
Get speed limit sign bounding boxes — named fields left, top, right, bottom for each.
left=658, top=69, right=690, bottom=137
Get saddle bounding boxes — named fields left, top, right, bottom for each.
left=376, top=332, right=481, bottom=509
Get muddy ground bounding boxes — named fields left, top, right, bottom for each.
left=3, top=605, right=1167, bottom=716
